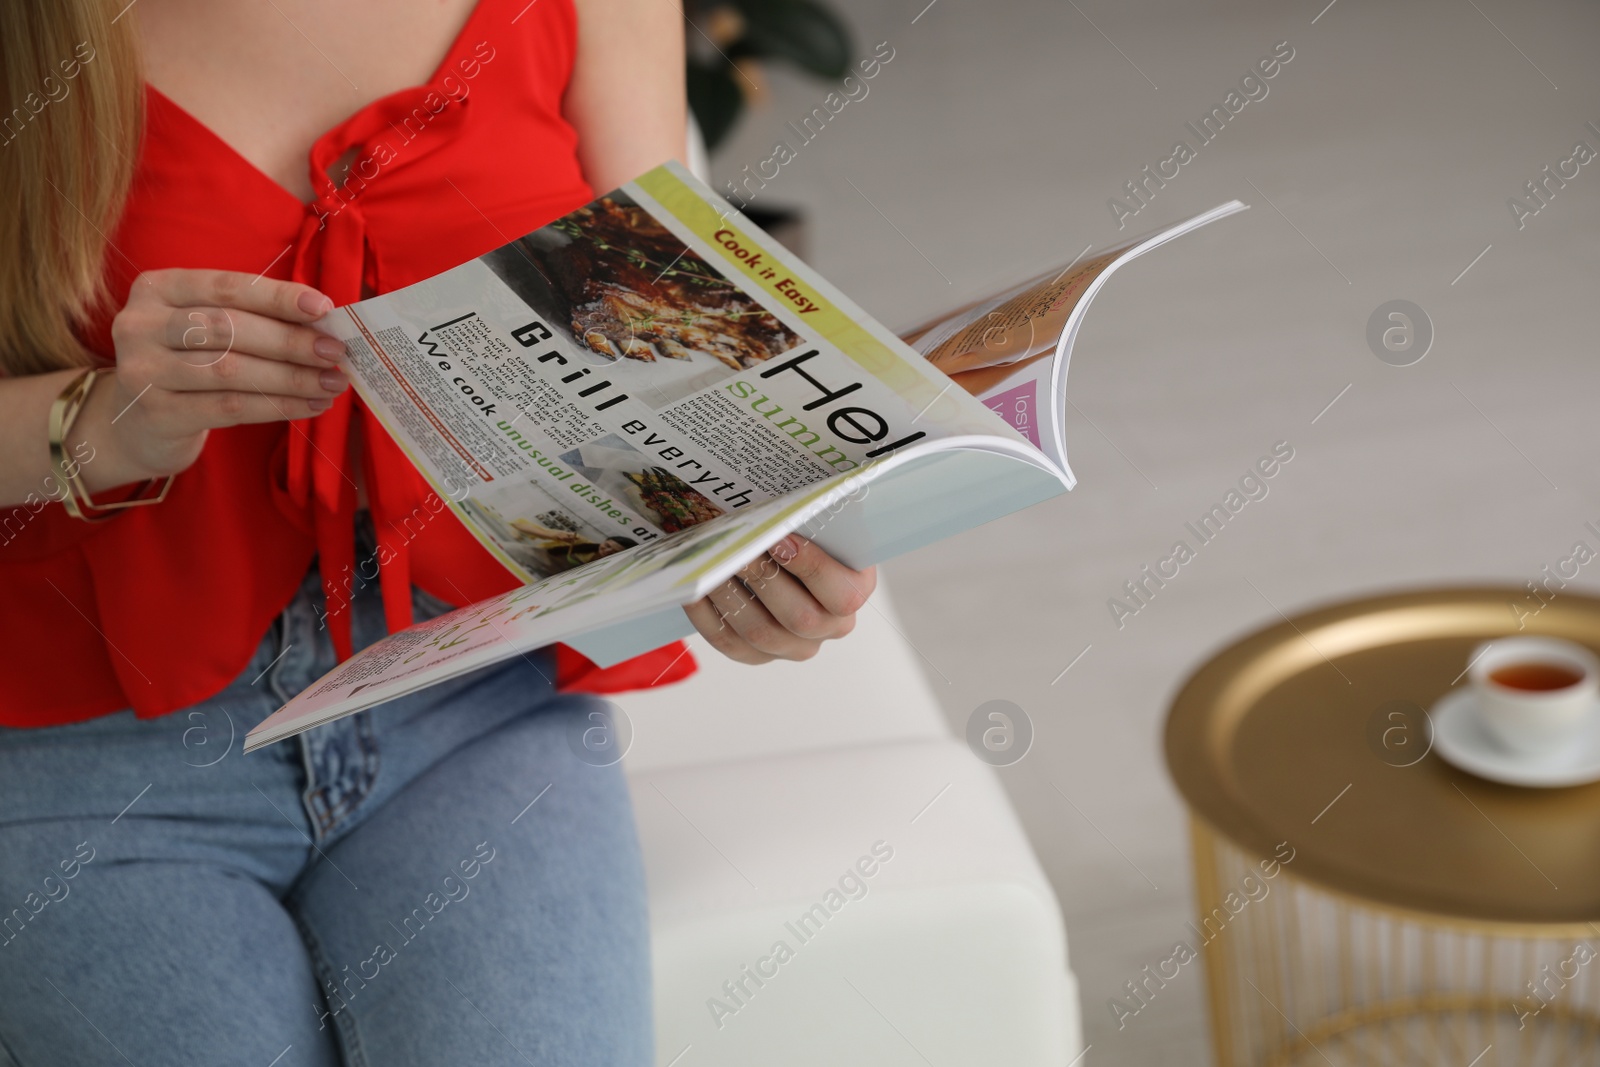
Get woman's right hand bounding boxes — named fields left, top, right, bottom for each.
left=105, top=269, right=351, bottom=478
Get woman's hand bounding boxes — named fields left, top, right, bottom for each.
left=684, top=535, right=876, bottom=664
left=102, top=269, right=350, bottom=479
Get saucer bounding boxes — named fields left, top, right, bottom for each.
left=1432, top=689, right=1600, bottom=788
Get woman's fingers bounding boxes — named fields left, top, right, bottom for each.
left=139, top=386, right=335, bottom=435
left=216, top=353, right=348, bottom=401
left=165, top=339, right=350, bottom=401
left=197, top=391, right=336, bottom=425
left=101, top=272, right=347, bottom=480
left=766, top=535, right=875, bottom=617
left=735, top=552, right=855, bottom=642
left=683, top=596, right=778, bottom=665
left=684, top=536, right=876, bottom=665
left=106, top=300, right=349, bottom=404
left=161, top=305, right=346, bottom=369
left=116, top=319, right=348, bottom=401
left=138, top=269, right=335, bottom=327
left=708, top=577, right=823, bottom=660
left=111, top=273, right=351, bottom=406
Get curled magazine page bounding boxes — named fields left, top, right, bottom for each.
left=902, top=200, right=1249, bottom=469
left=314, top=161, right=1028, bottom=596
left=906, top=248, right=1125, bottom=388
left=900, top=249, right=1127, bottom=462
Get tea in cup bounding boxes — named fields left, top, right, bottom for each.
left=1468, top=637, right=1600, bottom=757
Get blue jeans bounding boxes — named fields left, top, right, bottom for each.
left=0, top=565, right=651, bottom=1066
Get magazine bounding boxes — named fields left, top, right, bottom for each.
left=242, top=161, right=1245, bottom=752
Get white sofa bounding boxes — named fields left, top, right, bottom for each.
left=619, top=580, right=1083, bottom=1065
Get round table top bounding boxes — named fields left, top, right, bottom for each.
left=1165, top=586, right=1600, bottom=928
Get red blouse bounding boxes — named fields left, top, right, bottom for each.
left=0, top=0, right=694, bottom=727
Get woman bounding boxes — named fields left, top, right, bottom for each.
left=0, top=1, right=874, bottom=1063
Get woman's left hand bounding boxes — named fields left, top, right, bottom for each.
left=684, top=535, right=875, bottom=664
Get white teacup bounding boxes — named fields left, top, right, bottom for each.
left=1468, top=637, right=1600, bottom=757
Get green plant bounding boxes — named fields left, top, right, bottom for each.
left=685, top=0, right=853, bottom=151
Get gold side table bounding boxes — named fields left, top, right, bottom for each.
left=1165, top=587, right=1600, bottom=1067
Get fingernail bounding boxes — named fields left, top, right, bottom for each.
left=319, top=370, right=347, bottom=393
left=308, top=397, right=333, bottom=412
left=769, top=535, right=799, bottom=564
left=298, top=291, right=335, bottom=317
left=313, top=337, right=346, bottom=361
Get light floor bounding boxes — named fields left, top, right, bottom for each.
left=709, top=1, right=1600, bottom=1063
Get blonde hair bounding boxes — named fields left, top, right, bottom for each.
left=0, top=0, right=141, bottom=376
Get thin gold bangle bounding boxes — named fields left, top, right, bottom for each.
left=47, top=368, right=173, bottom=521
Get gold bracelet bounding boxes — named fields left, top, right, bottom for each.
left=48, top=368, right=173, bottom=521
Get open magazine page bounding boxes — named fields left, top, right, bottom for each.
left=244, top=466, right=874, bottom=751
left=243, top=432, right=1071, bottom=753
left=241, top=489, right=809, bottom=751
left=318, top=161, right=1027, bottom=590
